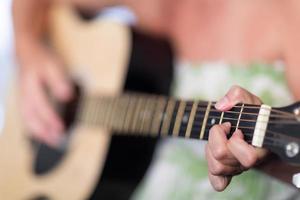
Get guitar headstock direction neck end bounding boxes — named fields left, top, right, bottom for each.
left=293, top=173, right=300, bottom=188
left=285, top=142, right=300, bottom=158
left=294, top=107, right=300, bottom=122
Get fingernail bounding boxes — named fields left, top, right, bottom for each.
left=233, top=129, right=244, bottom=139
left=223, top=122, right=231, bottom=128
left=215, top=96, right=229, bottom=110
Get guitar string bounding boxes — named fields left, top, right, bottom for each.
left=182, top=124, right=300, bottom=143
left=80, top=101, right=298, bottom=123
left=184, top=105, right=294, bottom=118
left=112, top=128, right=286, bottom=147
left=192, top=115, right=299, bottom=125
left=88, top=98, right=297, bottom=119
left=90, top=115, right=290, bottom=143
left=186, top=107, right=295, bottom=119
left=79, top=100, right=298, bottom=139
left=88, top=112, right=292, bottom=148
left=77, top=97, right=300, bottom=147
left=81, top=95, right=296, bottom=118
left=78, top=108, right=299, bottom=141
left=97, top=110, right=299, bottom=146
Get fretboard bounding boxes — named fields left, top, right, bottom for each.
left=77, top=93, right=262, bottom=143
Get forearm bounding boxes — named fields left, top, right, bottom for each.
left=13, top=0, right=50, bottom=55
left=13, top=0, right=125, bottom=45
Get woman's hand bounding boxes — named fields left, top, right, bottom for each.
left=17, top=40, right=73, bottom=147
left=205, top=85, right=269, bottom=191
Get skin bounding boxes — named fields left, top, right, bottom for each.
left=13, top=0, right=300, bottom=190
left=206, top=85, right=267, bottom=191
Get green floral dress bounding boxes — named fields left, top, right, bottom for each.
left=132, top=61, right=300, bottom=200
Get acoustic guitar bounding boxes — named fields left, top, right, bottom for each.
left=0, top=3, right=176, bottom=199
left=1, top=3, right=300, bottom=200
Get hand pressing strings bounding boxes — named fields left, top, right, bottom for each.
left=205, top=85, right=268, bottom=191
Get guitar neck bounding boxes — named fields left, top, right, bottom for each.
left=76, top=93, right=263, bottom=144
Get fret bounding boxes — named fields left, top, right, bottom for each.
left=150, top=96, right=167, bottom=136
left=178, top=101, right=193, bottom=137
left=138, top=96, right=152, bottom=134
left=123, top=95, right=137, bottom=133
left=76, top=93, right=273, bottom=151
left=202, top=109, right=224, bottom=140
left=113, top=97, right=123, bottom=131
left=89, top=98, right=99, bottom=125
left=137, top=97, right=146, bottom=133
left=185, top=101, right=198, bottom=138
left=129, top=96, right=144, bottom=133
left=109, top=97, right=122, bottom=131
left=141, top=96, right=157, bottom=134
left=228, top=103, right=243, bottom=137
left=96, top=97, right=104, bottom=125
left=114, top=96, right=127, bottom=132
left=107, top=97, right=119, bottom=129
left=160, top=98, right=176, bottom=136
left=90, top=98, right=103, bottom=124
left=118, top=95, right=131, bottom=132
left=219, top=111, right=224, bottom=124
left=77, top=96, right=88, bottom=123
left=85, top=98, right=94, bottom=124
left=166, top=101, right=179, bottom=136
left=235, top=103, right=244, bottom=131
left=91, top=97, right=100, bottom=125
left=200, top=101, right=212, bottom=139
left=239, top=105, right=260, bottom=142
left=101, top=98, right=111, bottom=126
left=189, top=101, right=205, bottom=139
left=105, top=98, right=116, bottom=128
left=172, top=100, right=186, bottom=136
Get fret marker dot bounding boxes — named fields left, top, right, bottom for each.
left=182, top=114, right=189, bottom=123
left=211, top=118, right=216, bottom=125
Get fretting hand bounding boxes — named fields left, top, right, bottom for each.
left=205, top=85, right=269, bottom=191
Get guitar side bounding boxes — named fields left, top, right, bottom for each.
left=0, top=4, right=131, bottom=200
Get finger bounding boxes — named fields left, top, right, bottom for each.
left=22, top=103, right=60, bottom=147
left=228, top=129, right=265, bottom=168
left=43, top=60, right=73, bottom=102
left=208, top=172, right=231, bottom=192
left=215, top=85, right=262, bottom=111
left=32, top=80, right=64, bottom=133
left=208, top=123, right=238, bottom=165
left=24, top=75, right=64, bottom=143
left=206, top=144, right=241, bottom=176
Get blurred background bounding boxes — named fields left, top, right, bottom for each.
left=0, top=0, right=14, bottom=134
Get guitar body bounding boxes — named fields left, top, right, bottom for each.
left=0, top=5, right=130, bottom=200
left=0, top=4, right=174, bottom=200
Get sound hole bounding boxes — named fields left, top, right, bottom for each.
left=28, top=195, right=50, bottom=200
left=31, top=84, right=81, bottom=175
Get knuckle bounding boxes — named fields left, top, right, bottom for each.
left=209, top=125, right=221, bottom=135
left=230, top=85, right=244, bottom=99
left=211, top=163, right=225, bottom=175
left=213, top=147, right=227, bottom=160
left=251, top=95, right=262, bottom=105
